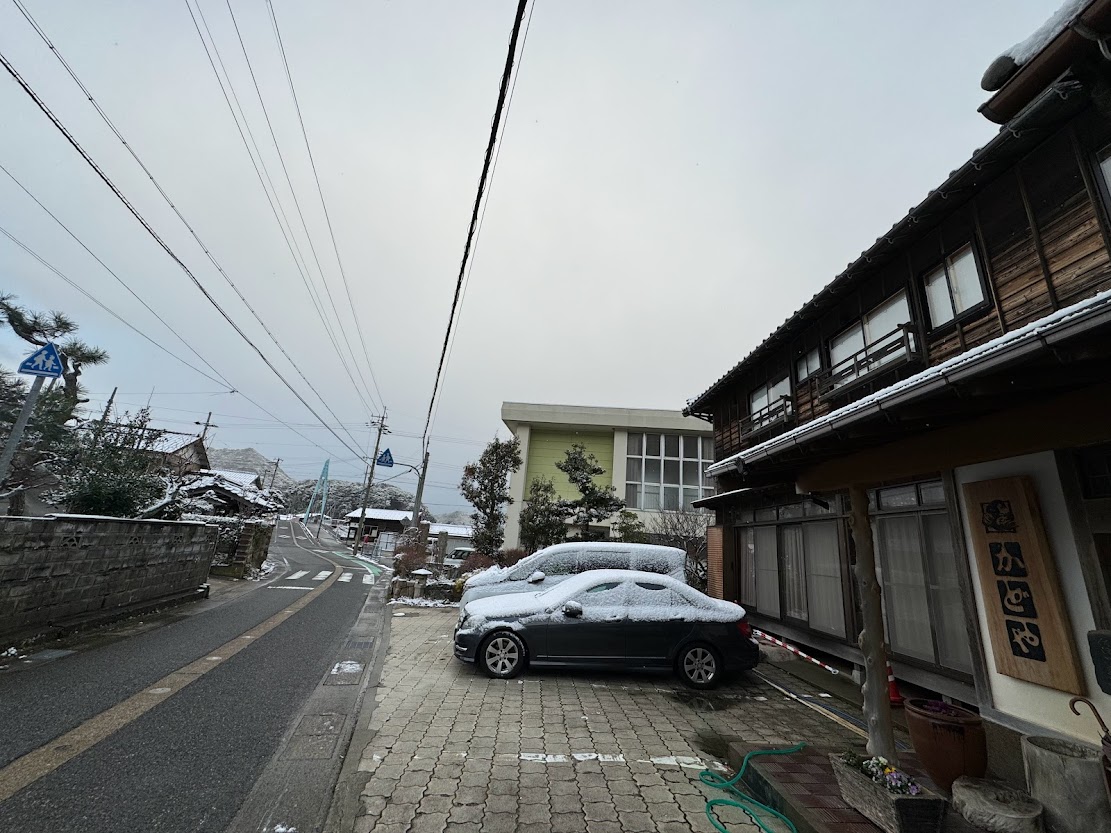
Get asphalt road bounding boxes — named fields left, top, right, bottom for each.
left=0, top=521, right=384, bottom=833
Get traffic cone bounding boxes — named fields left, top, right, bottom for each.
left=886, top=660, right=904, bottom=706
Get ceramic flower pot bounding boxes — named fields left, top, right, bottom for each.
left=904, top=697, right=987, bottom=793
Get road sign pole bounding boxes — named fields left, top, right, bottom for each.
left=353, top=415, right=387, bottom=556
left=0, top=375, right=45, bottom=488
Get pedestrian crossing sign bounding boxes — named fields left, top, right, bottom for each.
left=17, top=343, right=63, bottom=378
left=376, top=448, right=394, bottom=467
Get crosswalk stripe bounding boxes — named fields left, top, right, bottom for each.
left=338, top=572, right=353, bottom=583
left=362, top=574, right=374, bottom=585
left=288, top=570, right=308, bottom=580
left=312, top=571, right=330, bottom=581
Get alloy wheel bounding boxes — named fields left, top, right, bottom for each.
left=683, top=647, right=717, bottom=685
left=485, top=635, right=520, bottom=676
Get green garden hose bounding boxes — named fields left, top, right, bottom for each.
left=699, top=743, right=807, bottom=833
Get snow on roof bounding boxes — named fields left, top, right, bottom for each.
left=145, top=432, right=202, bottom=455
left=427, top=523, right=472, bottom=537
left=707, top=288, right=1111, bottom=477
left=203, top=469, right=261, bottom=487
left=411, top=568, right=433, bottom=576
left=343, top=507, right=412, bottom=522
left=1004, top=0, right=1091, bottom=66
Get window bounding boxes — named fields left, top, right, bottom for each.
left=780, top=526, right=808, bottom=621
left=796, top=348, right=821, bottom=382
left=625, top=432, right=716, bottom=510
left=748, top=376, right=792, bottom=430
left=871, top=487, right=973, bottom=673
left=754, top=526, right=780, bottom=617
left=804, top=522, right=845, bottom=637
left=924, top=245, right=985, bottom=327
left=738, top=528, right=757, bottom=606
left=830, top=292, right=913, bottom=387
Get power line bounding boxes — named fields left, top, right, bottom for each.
left=0, top=162, right=235, bottom=390
left=422, top=0, right=530, bottom=447
left=9, top=0, right=381, bottom=436
left=0, top=46, right=368, bottom=461
left=427, top=0, right=536, bottom=437
left=218, top=0, right=382, bottom=415
left=0, top=223, right=232, bottom=389
left=265, top=0, right=386, bottom=409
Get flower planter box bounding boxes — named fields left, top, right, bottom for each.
left=830, top=755, right=947, bottom=833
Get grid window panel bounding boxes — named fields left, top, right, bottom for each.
left=663, top=459, right=680, bottom=485
left=702, top=436, right=714, bottom=460
left=682, top=488, right=699, bottom=510
left=682, top=460, right=700, bottom=487
left=683, top=435, right=701, bottom=459
left=626, top=457, right=641, bottom=484
left=663, top=486, right=681, bottom=511
left=643, top=485, right=661, bottom=511
left=664, top=434, right=680, bottom=458
left=627, top=433, right=642, bottom=455
left=625, top=484, right=639, bottom=508
left=644, top=458, right=661, bottom=484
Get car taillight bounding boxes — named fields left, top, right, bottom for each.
left=736, top=618, right=752, bottom=638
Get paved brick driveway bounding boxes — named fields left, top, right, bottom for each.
left=354, top=608, right=858, bottom=833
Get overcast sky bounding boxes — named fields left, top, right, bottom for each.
left=0, top=1, right=1059, bottom=512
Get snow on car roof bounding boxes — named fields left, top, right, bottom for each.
left=464, top=542, right=687, bottom=588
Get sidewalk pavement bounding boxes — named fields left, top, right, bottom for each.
left=352, top=607, right=862, bottom=833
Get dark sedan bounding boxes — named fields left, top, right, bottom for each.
left=453, top=569, right=759, bottom=689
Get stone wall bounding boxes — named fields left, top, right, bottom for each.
left=0, top=514, right=217, bottom=641
left=208, top=520, right=274, bottom=579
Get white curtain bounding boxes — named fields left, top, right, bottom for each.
left=923, top=514, right=973, bottom=673
left=804, top=522, right=845, bottom=637
left=754, top=526, right=780, bottom=617
left=876, top=516, right=934, bottom=662
left=781, top=526, right=808, bottom=620
left=738, top=528, right=756, bottom=606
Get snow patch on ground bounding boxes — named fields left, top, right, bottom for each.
left=387, top=598, right=459, bottom=609
left=332, top=660, right=363, bottom=674
left=640, top=755, right=728, bottom=772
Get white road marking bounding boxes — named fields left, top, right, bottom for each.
left=146, top=687, right=172, bottom=695
left=519, top=753, right=626, bottom=763
left=331, top=660, right=363, bottom=674
left=269, top=585, right=313, bottom=590
left=338, top=572, right=353, bottom=583
left=362, top=574, right=374, bottom=585
left=288, top=570, right=308, bottom=580
left=639, top=755, right=728, bottom=771
left=312, top=571, right=330, bottom=581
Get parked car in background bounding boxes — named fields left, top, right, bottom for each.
left=460, top=542, right=687, bottom=606
left=454, top=570, right=758, bottom=689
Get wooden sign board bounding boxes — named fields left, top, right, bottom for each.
left=963, top=476, right=1084, bottom=694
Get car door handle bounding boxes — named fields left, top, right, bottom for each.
left=668, top=615, right=685, bottom=622
left=604, top=615, right=622, bottom=622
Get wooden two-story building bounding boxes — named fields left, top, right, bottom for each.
left=687, top=0, right=1111, bottom=758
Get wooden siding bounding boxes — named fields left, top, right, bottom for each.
left=705, top=114, right=1111, bottom=454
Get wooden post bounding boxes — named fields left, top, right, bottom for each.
left=847, top=483, right=898, bottom=762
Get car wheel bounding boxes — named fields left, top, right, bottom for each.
left=677, top=643, right=722, bottom=689
left=479, top=631, right=526, bottom=679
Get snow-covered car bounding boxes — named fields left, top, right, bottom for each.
left=460, top=542, right=686, bottom=607
left=454, top=570, right=758, bottom=689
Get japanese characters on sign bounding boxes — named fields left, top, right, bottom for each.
left=963, top=476, right=1083, bottom=695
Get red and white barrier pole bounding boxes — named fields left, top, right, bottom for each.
left=752, top=628, right=840, bottom=676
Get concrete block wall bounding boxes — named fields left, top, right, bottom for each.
left=0, top=515, right=217, bottom=641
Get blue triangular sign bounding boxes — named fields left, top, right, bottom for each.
left=376, top=448, right=394, bottom=467
left=18, top=343, right=64, bottom=378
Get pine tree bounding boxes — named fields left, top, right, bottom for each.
left=459, top=436, right=522, bottom=561
left=613, top=510, right=647, bottom=543
left=518, top=475, right=570, bottom=553
left=555, top=443, right=624, bottom=540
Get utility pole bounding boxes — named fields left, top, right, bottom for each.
left=0, top=376, right=45, bottom=488
left=89, top=386, right=117, bottom=447
left=409, top=449, right=430, bottom=530
left=352, top=413, right=388, bottom=555
left=194, top=412, right=218, bottom=442
left=268, top=458, right=282, bottom=489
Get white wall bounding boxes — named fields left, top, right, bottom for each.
left=955, top=451, right=1110, bottom=740
left=503, top=423, right=531, bottom=549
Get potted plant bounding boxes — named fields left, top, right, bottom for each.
left=904, top=698, right=987, bottom=793
left=831, top=752, right=947, bottom=833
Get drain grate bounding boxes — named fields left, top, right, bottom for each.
left=346, top=639, right=374, bottom=652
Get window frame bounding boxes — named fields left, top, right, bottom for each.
left=796, top=348, right=821, bottom=383
left=921, top=243, right=990, bottom=330
left=624, top=432, right=716, bottom=511
left=827, top=290, right=916, bottom=390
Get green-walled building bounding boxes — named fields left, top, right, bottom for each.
left=501, top=402, right=716, bottom=548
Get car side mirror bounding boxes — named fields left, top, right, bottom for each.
left=527, top=570, right=546, bottom=584
left=562, top=601, right=583, bottom=618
